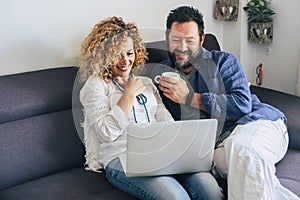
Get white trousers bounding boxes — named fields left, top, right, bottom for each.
left=213, top=119, right=300, bottom=200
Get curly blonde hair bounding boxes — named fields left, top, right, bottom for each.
left=79, top=16, right=148, bottom=82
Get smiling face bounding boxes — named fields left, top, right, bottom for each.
left=167, top=21, right=203, bottom=70
left=111, top=37, right=135, bottom=80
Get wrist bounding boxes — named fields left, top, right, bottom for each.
left=123, top=90, right=136, bottom=99
left=185, top=91, right=194, bottom=106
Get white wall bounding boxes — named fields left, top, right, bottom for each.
left=1, top=0, right=299, bottom=95
left=222, top=0, right=300, bottom=95
left=0, top=0, right=222, bottom=76
left=255, top=0, right=300, bottom=95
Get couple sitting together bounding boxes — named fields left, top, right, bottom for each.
left=78, top=5, right=299, bottom=200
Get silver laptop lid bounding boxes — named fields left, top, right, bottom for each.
left=121, top=119, right=217, bottom=177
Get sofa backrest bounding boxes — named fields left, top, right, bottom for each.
left=0, top=67, right=85, bottom=190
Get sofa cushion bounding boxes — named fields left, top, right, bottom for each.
left=276, top=149, right=300, bottom=197
left=0, top=109, right=85, bottom=190
left=0, top=167, right=137, bottom=200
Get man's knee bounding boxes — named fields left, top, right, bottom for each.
left=213, top=147, right=228, bottom=179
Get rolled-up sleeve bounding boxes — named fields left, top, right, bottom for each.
left=200, top=53, right=252, bottom=122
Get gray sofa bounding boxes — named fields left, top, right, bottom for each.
left=0, top=67, right=136, bottom=200
left=0, top=35, right=299, bottom=199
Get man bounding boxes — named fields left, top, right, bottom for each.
left=151, top=5, right=299, bottom=200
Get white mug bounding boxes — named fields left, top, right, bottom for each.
left=154, top=72, right=180, bottom=84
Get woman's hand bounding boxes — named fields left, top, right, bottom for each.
left=117, top=75, right=146, bottom=118
left=124, top=75, right=146, bottom=97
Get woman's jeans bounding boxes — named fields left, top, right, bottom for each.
left=105, top=157, right=224, bottom=200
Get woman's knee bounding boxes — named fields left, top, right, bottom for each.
left=177, top=172, right=224, bottom=200
left=106, top=162, right=189, bottom=200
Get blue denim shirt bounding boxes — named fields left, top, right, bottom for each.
left=151, top=47, right=286, bottom=135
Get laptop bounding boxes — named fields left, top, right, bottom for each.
left=119, top=119, right=218, bottom=177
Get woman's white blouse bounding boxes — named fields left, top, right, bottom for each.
left=80, top=75, right=173, bottom=172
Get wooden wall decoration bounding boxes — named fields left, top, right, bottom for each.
left=214, top=0, right=239, bottom=21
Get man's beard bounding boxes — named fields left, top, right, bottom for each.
left=168, top=48, right=194, bottom=70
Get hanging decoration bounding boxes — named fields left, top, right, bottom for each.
left=214, top=0, right=239, bottom=21
left=243, top=0, right=275, bottom=44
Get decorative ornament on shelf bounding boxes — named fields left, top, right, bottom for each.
left=214, top=0, right=239, bottom=21
left=243, top=0, right=276, bottom=44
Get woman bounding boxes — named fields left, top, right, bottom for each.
left=79, top=16, right=223, bottom=200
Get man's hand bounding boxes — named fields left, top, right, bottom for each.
left=158, top=76, right=189, bottom=104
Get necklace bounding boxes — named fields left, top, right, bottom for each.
left=112, top=77, right=150, bottom=123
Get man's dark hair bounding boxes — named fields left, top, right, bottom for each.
left=166, top=6, right=205, bottom=38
